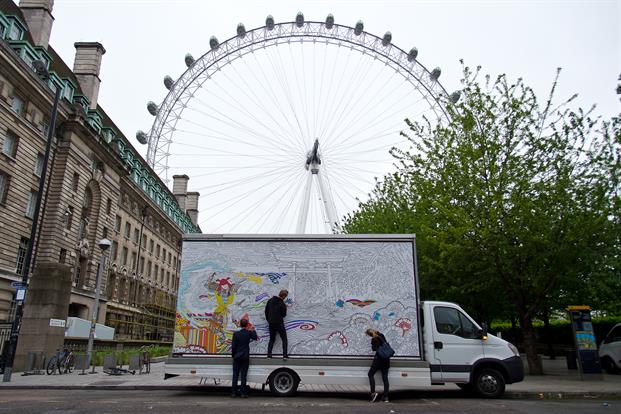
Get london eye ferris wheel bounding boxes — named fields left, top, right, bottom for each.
left=138, top=13, right=458, bottom=234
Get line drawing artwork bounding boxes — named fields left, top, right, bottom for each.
left=174, top=240, right=419, bottom=358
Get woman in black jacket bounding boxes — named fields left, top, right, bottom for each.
left=365, top=328, right=390, bottom=402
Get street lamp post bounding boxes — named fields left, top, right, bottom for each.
left=85, top=238, right=111, bottom=371
left=134, top=206, right=148, bottom=338
left=2, top=61, right=62, bottom=382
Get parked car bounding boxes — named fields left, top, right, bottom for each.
left=600, top=323, right=621, bottom=374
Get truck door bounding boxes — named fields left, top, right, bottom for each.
left=431, top=305, right=484, bottom=382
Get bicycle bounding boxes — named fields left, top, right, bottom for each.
left=46, top=347, right=75, bottom=375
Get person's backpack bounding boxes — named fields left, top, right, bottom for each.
left=377, top=338, right=395, bottom=359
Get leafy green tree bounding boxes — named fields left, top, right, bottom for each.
left=343, top=64, right=620, bottom=374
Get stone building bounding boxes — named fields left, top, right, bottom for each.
left=0, top=0, right=200, bottom=369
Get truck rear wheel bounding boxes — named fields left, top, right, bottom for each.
left=474, top=368, right=505, bottom=398
left=268, top=369, right=299, bottom=397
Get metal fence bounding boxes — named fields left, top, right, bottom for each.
left=0, top=322, right=12, bottom=371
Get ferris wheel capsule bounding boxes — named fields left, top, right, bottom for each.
left=147, top=101, right=158, bottom=116
left=354, top=20, right=364, bottom=35
left=295, top=12, right=304, bottom=28
left=184, top=53, right=194, bottom=67
left=382, top=31, right=392, bottom=46
left=136, top=130, right=148, bottom=144
left=325, top=14, right=335, bottom=29
left=210, top=36, right=219, bottom=50
left=237, top=23, right=246, bottom=38
left=164, top=75, right=174, bottom=90
left=450, top=91, right=461, bottom=103
left=430, top=67, right=441, bottom=81
left=407, top=47, right=418, bottom=62
left=266, top=15, right=275, bottom=30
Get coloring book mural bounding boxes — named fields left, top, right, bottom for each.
left=174, top=239, right=420, bottom=358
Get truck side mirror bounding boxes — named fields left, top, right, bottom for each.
left=476, top=323, right=488, bottom=340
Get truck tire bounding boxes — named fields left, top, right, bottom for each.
left=474, top=368, right=505, bottom=398
left=268, top=369, right=299, bottom=397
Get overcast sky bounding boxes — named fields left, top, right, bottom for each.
left=42, top=0, right=620, bottom=232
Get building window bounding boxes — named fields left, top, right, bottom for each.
left=139, top=256, right=145, bottom=274
left=110, top=241, right=118, bottom=261
left=2, top=131, right=18, bottom=158
left=10, top=95, right=24, bottom=115
left=146, top=261, right=152, bottom=277
left=141, top=234, right=147, bottom=248
left=34, top=153, right=44, bottom=177
left=26, top=190, right=37, bottom=219
left=40, top=117, right=50, bottom=137
left=0, top=171, right=9, bottom=204
left=124, top=222, right=131, bottom=239
left=149, top=239, right=154, bottom=254
left=106, top=198, right=112, bottom=215
left=115, top=215, right=121, bottom=232
left=59, top=248, right=67, bottom=264
left=156, top=244, right=160, bottom=258
left=72, top=173, right=79, bottom=192
left=133, top=228, right=140, bottom=244
left=8, top=24, right=22, bottom=40
left=154, top=265, right=159, bottom=282
left=130, top=252, right=137, bottom=271
left=121, top=247, right=128, bottom=266
left=15, top=237, right=29, bottom=275
left=168, top=252, right=172, bottom=265
left=102, top=227, right=108, bottom=239
left=63, top=83, right=74, bottom=101
left=65, top=206, right=74, bottom=230
left=162, top=248, right=166, bottom=264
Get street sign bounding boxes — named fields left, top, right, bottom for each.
left=10, top=282, right=26, bottom=289
left=15, top=289, right=26, bottom=301
left=49, top=319, right=66, bottom=328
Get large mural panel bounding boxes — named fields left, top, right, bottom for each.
left=174, top=239, right=420, bottom=358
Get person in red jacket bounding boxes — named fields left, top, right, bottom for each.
left=231, top=319, right=257, bottom=397
left=264, top=289, right=289, bottom=359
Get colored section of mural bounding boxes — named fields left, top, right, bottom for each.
left=174, top=240, right=420, bottom=357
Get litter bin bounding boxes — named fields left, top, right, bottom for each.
left=566, top=349, right=577, bottom=370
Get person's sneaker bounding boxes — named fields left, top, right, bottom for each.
left=283, top=356, right=289, bottom=361
left=267, top=355, right=273, bottom=359
left=370, top=392, right=379, bottom=402
left=382, top=395, right=390, bottom=403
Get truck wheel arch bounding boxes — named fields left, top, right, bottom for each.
left=469, top=359, right=509, bottom=385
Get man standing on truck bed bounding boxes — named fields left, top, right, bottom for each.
left=265, top=289, right=289, bottom=359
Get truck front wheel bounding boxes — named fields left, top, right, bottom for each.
left=474, top=368, right=505, bottom=398
left=268, top=369, right=299, bottom=397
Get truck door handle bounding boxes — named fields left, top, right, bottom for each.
left=434, top=341, right=443, bottom=350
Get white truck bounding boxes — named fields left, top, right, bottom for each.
left=165, top=234, right=523, bottom=398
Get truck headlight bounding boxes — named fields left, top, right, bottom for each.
left=508, top=343, right=520, bottom=357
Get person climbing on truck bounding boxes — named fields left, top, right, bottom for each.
left=231, top=318, right=258, bottom=397
left=366, top=328, right=392, bottom=403
left=265, top=289, right=289, bottom=359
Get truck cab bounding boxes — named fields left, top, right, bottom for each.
left=422, top=301, right=524, bottom=397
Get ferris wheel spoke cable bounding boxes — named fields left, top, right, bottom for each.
left=328, top=79, right=415, bottom=150
left=249, top=170, right=307, bottom=234
left=169, top=141, right=300, bottom=163
left=198, top=167, right=303, bottom=225
left=268, top=46, right=307, bottom=146
left=320, top=48, right=378, bottom=147
left=289, top=42, right=312, bottom=142
left=314, top=41, right=330, bottom=139
left=254, top=50, right=307, bottom=149
left=194, top=162, right=301, bottom=194
left=201, top=72, right=296, bottom=150
left=176, top=120, right=299, bottom=155
left=213, top=168, right=305, bottom=232
left=220, top=57, right=304, bottom=148
left=327, top=77, right=413, bottom=149
left=316, top=46, right=356, bottom=143
left=186, top=101, right=298, bottom=156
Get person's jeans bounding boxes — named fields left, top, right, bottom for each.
left=368, top=356, right=390, bottom=395
left=232, top=357, right=250, bottom=395
left=267, top=323, right=288, bottom=357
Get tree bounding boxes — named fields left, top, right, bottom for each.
left=343, top=63, right=620, bottom=374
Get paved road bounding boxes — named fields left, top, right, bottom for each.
left=0, top=389, right=619, bottom=414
